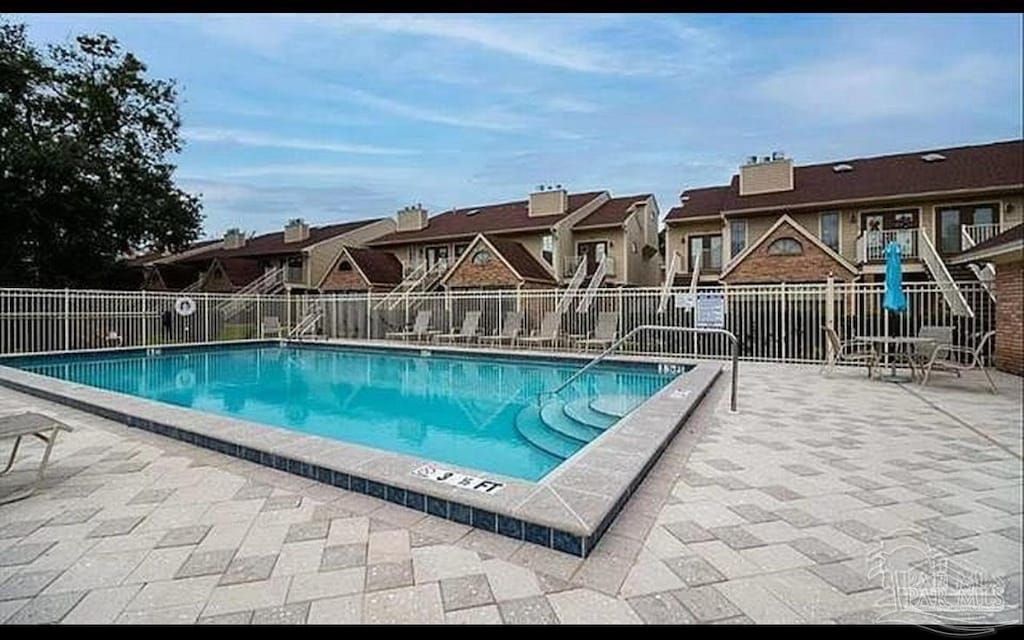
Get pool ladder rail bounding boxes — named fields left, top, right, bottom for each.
left=537, top=325, right=739, bottom=413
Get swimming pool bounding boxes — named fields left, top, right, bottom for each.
left=4, top=344, right=677, bottom=481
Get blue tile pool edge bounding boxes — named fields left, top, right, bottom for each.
left=0, top=345, right=720, bottom=558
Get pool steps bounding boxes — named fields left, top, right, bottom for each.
left=515, top=394, right=645, bottom=460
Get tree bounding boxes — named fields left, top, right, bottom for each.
left=0, top=21, right=202, bottom=288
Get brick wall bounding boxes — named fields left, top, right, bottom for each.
left=446, top=254, right=522, bottom=288
left=722, top=221, right=856, bottom=284
left=995, top=261, right=1023, bottom=375
left=320, top=264, right=370, bottom=292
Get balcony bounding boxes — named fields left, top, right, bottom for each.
left=856, top=229, right=920, bottom=263
left=962, top=223, right=1005, bottom=247
left=562, top=255, right=617, bottom=278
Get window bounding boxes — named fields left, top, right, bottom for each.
left=688, top=234, right=722, bottom=271
left=541, top=234, right=554, bottom=265
left=471, top=250, right=493, bottom=266
left=767, top=238, right=803, bottom=256
left=424, top=245, right=449, bottom=268
left=820, top=211, right=840, bottom=252
left=454, top=242, right=470, bottom=258
left=729, top=220, right=747, bottom=259
left=337, top=261, right=353, bottom=272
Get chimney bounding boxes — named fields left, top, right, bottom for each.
left=395, top=204, right=428, bottom=232
left=223, top=227, right=247, bottom=250
left=284, top=218, right=310, bottom=243
left=739, top=153, right=794, bottom=196
left=528, top=185, right=568, bottom=217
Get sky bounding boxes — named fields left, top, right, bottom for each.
left=11, top=13, right=1024, bottom=239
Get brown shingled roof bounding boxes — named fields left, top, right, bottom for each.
left=485, top=236, right=557, bottom=284
left=368, top=191, right=604, bottom=246
left=664, top=186, right=730, bottom=221
left=197, top=219, right=380, bottom=260
left=573, top=194, right=652, bottom=229
left=345, top=247, right=403, bottom=286
left=216, top=257, right=264, bottom=288
left=124, top=239, right=221, bottom=266
left=151, top=263, right=202, bottom=290
left=948, top=224, right=1024, bottom=264
left=665, top=139, right=1023, bottom=222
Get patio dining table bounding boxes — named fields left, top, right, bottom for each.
left=859, top=336, right=937, bottom=383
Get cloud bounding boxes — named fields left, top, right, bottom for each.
left=180, top=177, right=405, bottom=236
left=183, top=127, right=417, bottom=155
left=320, top=14, right=633, bottom=75
left=326, top=86, right=532, bottom=132
left=756, top=53, right=1011, bottom=121
left=544, top=96, right=599, bottom=114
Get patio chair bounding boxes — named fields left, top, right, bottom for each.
left=478, top=311, right=523, bottom=347
left=921, top=330, right=998, bottom=394
left=904, top=325, right=954, bottom=381
left=578, top=311, right=619, bottom=351
left=385, top=310, right=435, bottom=342
left=518, top=311, right=562, bottom=349
left=261, top=316, right=284, bottom=338
left=436, top=311, right=482, bottom=344
left=820, top=325, right=878, bottom=377
left=1, top=412, right=74, bottom=505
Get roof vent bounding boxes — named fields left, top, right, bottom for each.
left=465, top=209, right=480, bottom=216
left=832, top=163, right=853, bottom=173
left=921, top=153, right=947, bottom=163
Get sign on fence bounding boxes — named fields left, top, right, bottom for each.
left=695, top=293, right=725, bottom=329
left=674, top=292, right=695, bottom=309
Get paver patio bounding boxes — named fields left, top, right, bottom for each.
left=0, top=362, right=1020, bottom=625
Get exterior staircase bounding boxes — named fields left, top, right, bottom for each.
left=556, top=257, right=588, bottom=314
left=289, top=300, right=325, bottom=339
left=657, top=251, right=683, bottom=314
left=960, top=226, right=996, bottom=301
left=374, top=261, right=447, bottom=311
left=514, top=393, right=644, bottom=460
left=575, top=255, right=609, bottom=314
left=917, top=228, right=974, bottom=318
left=218, top=266, right=285, bottom=319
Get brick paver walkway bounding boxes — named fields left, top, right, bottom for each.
left=1, top=363, right=1020, bottom=624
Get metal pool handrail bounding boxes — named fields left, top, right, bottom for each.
left=538, top=325, right=739, bottom=412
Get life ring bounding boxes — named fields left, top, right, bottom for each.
left=174, top=297, right=197, bottom=317
left=175, top=369, right=196, bottom=389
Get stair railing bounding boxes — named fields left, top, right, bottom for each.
left=537, top=325, right=739, bottom=412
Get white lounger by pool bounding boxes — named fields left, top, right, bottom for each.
left=1, top=412, right=73, bottom=505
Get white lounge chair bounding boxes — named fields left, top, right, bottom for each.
left=518, top=312, right=562, bottom=349
left=437, top=311, right=482, bottom=344
left=820, top=325, right=878, bottom=377
left=1, top=412, right=74, bottom=505
left=578, top=312, right=619, bottom=351
left=386, top=310, right=435, bottom=342
left=921, top=330, right=998, bottom=393
left=261, top=316, right=283, bottom=338
left=478, top=311, right=523, bottom=347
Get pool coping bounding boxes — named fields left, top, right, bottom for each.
left=0, top=339, right=721, bottom=557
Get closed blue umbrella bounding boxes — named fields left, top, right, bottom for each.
left=883, top=241, right=907, bottom=313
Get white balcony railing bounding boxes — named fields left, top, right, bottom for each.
left=856, top=228, right=920, bottom=263
left=562, top=255, right=616, bottom=277
left=961, top=223, right=1003, bottom=247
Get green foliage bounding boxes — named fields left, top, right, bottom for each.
left=218, top=323, right=255, bottom=341
left=0, top=21, right=203, bottom=288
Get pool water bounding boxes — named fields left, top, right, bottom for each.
left=5, top=345, right=678, bottom=481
